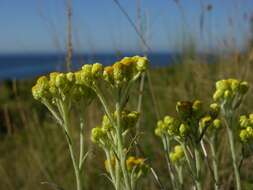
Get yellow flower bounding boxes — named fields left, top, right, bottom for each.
left=104, top=158, right=115, bottom=173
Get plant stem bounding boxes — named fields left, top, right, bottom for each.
left=79, top=117, right=84, bottom=170
left=209, top=136, right=219, bottom=190
left=194, top=146, right=202, bottom=190
left=62, top=102, right=82, bottom=190
left=162, top=136, right=176, bottom=189
left=226, top=125, right=241, bottom=190
left=116, top=101, right=132, bottom=190
left=105, top=149, right=116, bottom=188
left=175, top=164, right=183, bottom=190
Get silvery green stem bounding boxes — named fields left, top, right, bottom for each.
left=115, top=102, right=132, bottom=190
left=194, top=147, right=202, bottom=190
left=79, top=117, right=85, bottom=170
left=94, top=86, right=115, bottom=126
left=226, top=125, right=241, bottom=190
left=105, top=149, right=116, bottom=188
left=209, top=136, right=219, bottom=190
left=222, top=108, right=241, bottom=190
left=62, top=102, right=82, bottom=190
left=162, top=136, right=176, bottom=189
left=175, top=164, right=183, bottom=190
left=179, top=142, right=195, bottom=178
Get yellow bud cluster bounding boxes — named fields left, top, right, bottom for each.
left=155, top=115, right=180, bottom=137
left=126, top=156, right=149, bottom=177
left=239, top=114, right=253, bottom=143
left=32, top=56, right=149, bottom=103
left=77, top=63, right=103, bottom=87
left=169, top=145, right=184, bottom=163
left=121, top=110, right=140, bottom=130
left=176, top=100, right=203, bottom=120
left=103, top=56, right=148, bottom=87
left=90, top=126, right=108, bottom=145
left=104, top=110, right=140, bottom=131
left=209, top=103, right=220, bottom=118
left=32, top=71, right=95, bottom=103
left=213, top=79, right=249, bottom=102
left=199, top=115, right=222, bottom=132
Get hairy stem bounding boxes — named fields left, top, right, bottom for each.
left=62, top=102, right=82, bottom=190
left=209, top=136, right=219, bottom=190
left=194, top=146, right=202, bottom=190
left=226, top=125, right=241, bottom=190
left=115, top=101, right=132, bottom=190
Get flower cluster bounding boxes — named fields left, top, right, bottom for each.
left=155, top=116, right=180, bottom=137
left=126, top=156, right=149, bottom=177
left=213, top=79, right=249, bottom=109
left=76, top=63, right=103, bottom=87
left=239, top=114, right=253, bottom=143
left=91, top=111, right=140, bottom=146
left=155, top=100, right=222, bottom=142
left=199, top=103, right=222, bottom=133
left=103, top=56, right=148, bottom=87
left=32, top=71, right=95, bottom=104
left=169, top=145, right=184, bottom=163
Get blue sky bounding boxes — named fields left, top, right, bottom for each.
left=0, top=0, right=253, bottom=54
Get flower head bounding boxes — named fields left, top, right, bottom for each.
left=213, top=79, right=249, bottom=109
left=239, top=113, right=253, bottom=143
left=169, top=145, right=184, bottom=163
left=126, top=156, right=149, bottom=178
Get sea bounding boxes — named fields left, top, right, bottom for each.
left=0, top=53, right=176, bottom=80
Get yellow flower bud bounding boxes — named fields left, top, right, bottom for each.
left=32, top=76, right=50, bottom=100
left=199, top=115, right=212, bottom=129
left=103, top=66, right=114, bottom=84
left=92, top=63, right=103, bottom=78
left=104, top=158, right=115, bottom=173
left=102, top=115, right=113, bottom=131
left=213, top=119, right=222, bottom=129
left=169, top=152, right=177, bottom=162
left=164, top=116, right=174, bottom=125
left=155, top=127, right=163, bottom=137
left=176, top=101, right=192, bottom=118
left=126, top=111, right=140, bottom=128
left=246, top=126, right=253, bottom=135
left=126, top=156, right=148, bottom=177
left=170, top=145, right=184, bottom=163
left=113, top=62, right=125, bottom=84
left=81, top=64, right=93, bottom=86
left=224, top=90, right=232, bottom=99
left=239, top=115, right=249, bottom=128
left=216, top=80, right=229, bottom=91
left=32, top=85, right=40, bottom=100
left=192, top=100, right=202, bottom=112
left=136, top=56, right=148, bottom=72
left=179, top=123, right=189, bottom=137
left=91, top=127, right=106, bottom=144
left=239, top=129, right=249, bottom=142
left=66, top=72, right=75, bottom=82
left=55, top=73, right=67, bottom=88
left=49, top=72, right=60, bottom=85
left=231, top=79, right=240, bottom=91
left=239, top=81, right=249, bottom=95
left=213, top=89, right=224, bottom=101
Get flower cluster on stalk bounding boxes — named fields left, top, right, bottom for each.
left=213, top=79, right=249, bottom=113
left=91, top=111, right=140, bottom=147
left=239, top=114, right=253, bottom=143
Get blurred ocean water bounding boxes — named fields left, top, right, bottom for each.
left=0, top=53, right=175, bottom=80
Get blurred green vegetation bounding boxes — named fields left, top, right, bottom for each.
left=0, top=52, right=253, bottom=190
